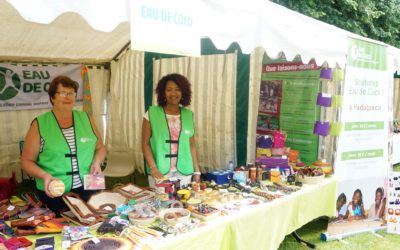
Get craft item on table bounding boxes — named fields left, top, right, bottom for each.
left=87, top=191, right=127, bottom=215
left=159, top=208, right=191, bottom=226
left=113, top=183, right=155, bottom=202
left=252, top=190, right=281, bottom=201
left=83, top=174, right=105, bottom=190
left=269, top=168, right=281, bottom=183
left=9, top=196, right=27, bottom=207
left=271, top=147, right=285, bottom=156
left=191, top=204, right=220, bottom=221
left=169, top=200, right=184, bottom=208
left=70, top=236, right=133, bottom=250
left=233, top=171, right=247, bottom=184
left=310, top=159, right=333, bottom=175
left=155, top=182, right=175, bottom=200
left=62, top=193, right=100, bottom=224
left=1, top=236, right=32, bottom=249
left=287, top=149, right=299, bottom=163
left=128, top=204, right=157, bottom=226
left=15, top=218, right=67, bottom=236
left=0, top=199, right=29, bottom=220
left=206, top=171, right=233, bottom=185
left=34, top=236, right=54, bottom=250
left=0, top=220, right=15, bottom=237
left=61, top=211, right=103, bottom=230
left=21, top=192, right=43, bottom=209
left=48, top=179, right=65, bottom=197
left=256, top=135, right=273, bottom=157
left=11, top=214, right=55, bottom=228
left=18, top=208, right=53, bottom=219
left=313, top=121, right=330, bottom=136
left=316, top=92, right=332, bottom=107
left=272, top=130, right=286, bottom=148
left=63, top=226, right=92, bottom=242
left=296, top=167, right=325, bottom=184
left=274, top=182, right=301, bottom=193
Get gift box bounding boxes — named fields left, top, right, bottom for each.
left=206, top=171, right=233, bottom=185
left=256, top=157, right=292, bottom=176
left=269, top=169, right=281, bottom=183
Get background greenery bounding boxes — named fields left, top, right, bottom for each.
left=271, top=0, right=400, bottom=48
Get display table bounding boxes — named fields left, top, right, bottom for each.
left=153, top=177, right=336, bottom=250
left=20, top=177, right=335, bottom=250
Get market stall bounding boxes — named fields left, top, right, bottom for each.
left=1, top=0, right=400, bottom=249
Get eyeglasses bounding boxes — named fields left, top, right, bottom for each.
left=56, top=91, right=77, bottom=98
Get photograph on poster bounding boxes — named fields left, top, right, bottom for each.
left=260, top=80, right=282, bottom=99
left=328, top=184, right=386, bottom=236
left=256, top=113, right=279, bottom=132
left=259, top=97, right=279, bottom=114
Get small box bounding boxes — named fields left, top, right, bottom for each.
left=269, top=169, right=281, bottom=183
left=207, top=171, right=233, bottom=185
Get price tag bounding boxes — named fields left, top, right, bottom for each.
left=91, top=237, right=100, bottom=244
left=7, top=205, right=15, bottom=211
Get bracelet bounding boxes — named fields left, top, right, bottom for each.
left=193, top=172, right=201, bottom=175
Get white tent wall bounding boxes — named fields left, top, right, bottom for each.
left=0, top=67, right=109, bottom=181
left=153, top=53, right=237, bottom=172
left=107, top=50, right=145, bottom=172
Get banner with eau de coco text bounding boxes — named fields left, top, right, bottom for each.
left=326, top=38, right=388, bottom=237
left=0, top=64, right=84, bottom=111
left=130, top=0, right=200, bottom=56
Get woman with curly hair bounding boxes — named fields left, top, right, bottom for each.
left=142, top=73, right=200, bottom=187
left=346, top=189, right=366, bottom=220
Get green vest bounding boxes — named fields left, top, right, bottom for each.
left=147, top=106, right=194, bottom=175
left=36, top=110, right=97, bottom=193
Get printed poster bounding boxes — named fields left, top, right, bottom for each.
left=326, top=38, right=388, bottom=237
left=0, top=64, right=84, bottom=111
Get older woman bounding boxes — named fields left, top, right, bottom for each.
left=21, top=75, right=106, bottom=216
left=142, top=73, right=200, bottom=188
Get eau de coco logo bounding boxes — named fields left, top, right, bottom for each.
left=0, top=66, right=21, bottom=100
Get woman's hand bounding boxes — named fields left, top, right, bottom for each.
left=90, top=162, right=102, bottom=175
left=193, top=174, right=200, bottom=183
left=150, top=167, right=164, bottom=180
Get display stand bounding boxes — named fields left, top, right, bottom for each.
left=292, top=231, right=316, bottom=248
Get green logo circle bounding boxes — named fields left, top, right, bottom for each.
left=0, top=66, right=21, bottom=100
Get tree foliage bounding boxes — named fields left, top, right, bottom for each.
left=271, top=0, right=400, bottom=48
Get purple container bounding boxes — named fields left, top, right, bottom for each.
left=314, top=121, right=330, bottom=136
left=320, top=68, right=333, bottom=80
left=256, top=135, right=273, bottom=148
left=256, top=157, right=289, bottom=168
left=316, top=92, right=332, bottom=107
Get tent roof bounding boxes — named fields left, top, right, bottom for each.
left=2, top=0, right=400, bottom=68
left=0, top=0, right=130, bottom=64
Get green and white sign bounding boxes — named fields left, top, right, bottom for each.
left=0, top=64, right=83, bottom=111
left=328, top=38, right=389, bottom=234
left=335, top=38, right=388, bottom=181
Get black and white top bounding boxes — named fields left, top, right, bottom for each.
left=62, top=127, right=82, bottom=189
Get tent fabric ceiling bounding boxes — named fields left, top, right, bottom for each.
left=2, top=0, right=400, bottom=68
left=1, top=0, right=130, bottom=64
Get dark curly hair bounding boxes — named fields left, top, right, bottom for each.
left=48, top=75, right=78, bottom=105
left=155, top=73, right=192, bottom=107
